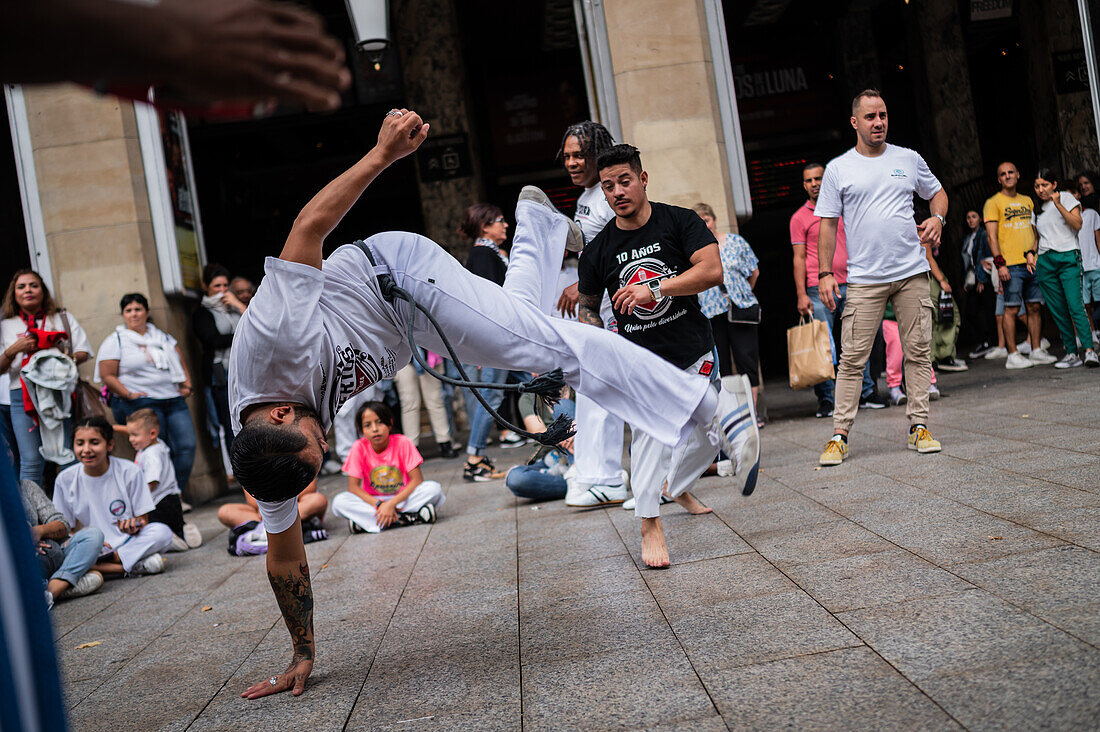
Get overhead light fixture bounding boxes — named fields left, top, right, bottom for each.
left=345, top=0, right=390, bottom=70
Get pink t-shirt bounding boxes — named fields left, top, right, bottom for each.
left=341, top=433, right=423, bottom=497
left=789, top=200, right=849, bottom=287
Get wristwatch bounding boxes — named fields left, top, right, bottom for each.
left=934, top=214, right=946, bottom=226
left=646, top=278, right=663, bottom=301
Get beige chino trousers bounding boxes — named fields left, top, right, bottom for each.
left=833, top=273, right=934, bottom=433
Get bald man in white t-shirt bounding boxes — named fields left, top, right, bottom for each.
left=815, top=90, right=949, bottom=466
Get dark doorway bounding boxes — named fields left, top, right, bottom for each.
left=1, top=100, right=32, bottom=290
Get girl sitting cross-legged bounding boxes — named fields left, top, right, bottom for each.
left=332, top=401, right=444, bottom=534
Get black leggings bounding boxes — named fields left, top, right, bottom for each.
left=710, top=314, right=760, bottom=386
left=149, top=494, right=185, bottom=539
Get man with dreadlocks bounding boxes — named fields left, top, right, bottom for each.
left=228, top=109, right=758, bottom=698
left=556, top=121, right=631, bottom=508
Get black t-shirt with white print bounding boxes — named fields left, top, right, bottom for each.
left=578, top=202, right=716, bottom=369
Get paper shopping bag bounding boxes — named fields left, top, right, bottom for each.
left=787, top=317, right=834, bottom=389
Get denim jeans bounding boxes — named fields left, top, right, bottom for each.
left=0, top=402, right=18, bottom=477
left=440, top=359, right=461, bottom=439
left=111, top=395, right=196, bottom=491
left=505, top=464, right=566, bottom=500
left=464, top=365, right=508, bottom=456
left=10, top=388, right=73, bottom=485
left=807, top=286, right=875, bottom=404
left=44, top=527, right=105, bottom=586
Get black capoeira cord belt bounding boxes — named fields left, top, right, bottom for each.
left=355, top=241, right=576, bottom=447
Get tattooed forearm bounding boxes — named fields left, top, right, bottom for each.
left=577, top=292, right=604, bottom=329
left=268, top=562, right=315, bottom=661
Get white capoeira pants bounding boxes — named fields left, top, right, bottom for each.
left=331, top=482, right=444, bottom=533
left=361, top=200, right=715, bottom=449
left=394, top=362, right=451, bottom=447
left=109, top=522, right=175, bottom=572
left=573, top=394, right=626, bottom=487
left=630, top=352, right=720, bottom=519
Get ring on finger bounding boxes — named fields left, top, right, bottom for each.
left=269, top=676, right=279, bottom=686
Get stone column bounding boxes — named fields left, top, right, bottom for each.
left=20, top=83, right=224, bottom=502
left=1040, top=0, right=1100, bottom=173
left=393, top=0, right=484, bottom=257
left=601, top=0, right=740, bottom=230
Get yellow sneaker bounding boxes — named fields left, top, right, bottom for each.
left=819, top=438, right=849, bottom=466
left=907, top=426, right=941, bottom=453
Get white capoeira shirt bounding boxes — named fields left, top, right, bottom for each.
left=229, top=250, right=402, bottom=435
left=574, top=184, right=617, bottom=328
left=229, top=247, right=405, bottom=533
left=53, top=457, right=154, bottom=552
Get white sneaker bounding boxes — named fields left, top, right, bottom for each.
left=1029, top=347, right=1057, bottom=364
left=928, top=384, right=940, bottom=400
left=168, top=534, right=189, bottom=553
left=983, top=346, right=1008, bottom=360
left=131, top=553, right=166, bottom=576
left=1017, top=340, right=1032, bottom=355
left=183, top=523, right=203, bottom=548
left=60, top=570, right=104, bottom=600
left=889, top=386, right=907, bottom=406
left=621, top=494, right=673, bottom=510
left=1085, top=350, right=1099, bottom=368
left=708, top=375, right=760, bottom=496
left=565, top=482, right=628, bottom=507
left=1054, top=352, right=1083, bottom=369
left=1005, top=352, right=1034, bottom=370
left=519, top=185, right=584, bottom=252
left=716, top=459, right=734, bottom=477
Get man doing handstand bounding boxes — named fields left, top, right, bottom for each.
left=228, top=110, right=758, bottom=698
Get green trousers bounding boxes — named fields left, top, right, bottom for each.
left=929, top=278, right=959, bottom=362
left=1036, top=249, right=1094, bottom=353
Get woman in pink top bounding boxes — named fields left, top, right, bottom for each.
left=332, top=401, right=445, bottom=533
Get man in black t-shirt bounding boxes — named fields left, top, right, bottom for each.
left=577, top=144, right=760, bottom=568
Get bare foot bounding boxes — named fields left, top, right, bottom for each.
left=668, top=490, right=712, bottom=515
left=640, top=517, right=670, bottom=568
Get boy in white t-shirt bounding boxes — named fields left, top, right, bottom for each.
left=126, top=409, right=202, bottom=551
left=53, top=416, right=174, bottom=576
left=1071, top=188, right=1100, bottom=337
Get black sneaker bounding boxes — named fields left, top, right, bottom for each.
left=816, top=401, right=834, bottom=418
left=438, top=441, right=459, bottom=459
left=463, top=457, right=505, bottom=482
left=968, top=342, right=993, bottom=359
left=348, top=519, right=367, bottom=535
left=859, top=393, right=888, bottom=409
left=397, top=503, right=437, bottom=526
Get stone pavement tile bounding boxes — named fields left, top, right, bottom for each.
left=786, top=475, right=921, bottom=511
left=950, top=545, right=1100, bottom=645
left=51, top=576, right=144, bottom=638
left=1010, top=424, right=1100, bottom=456
left=520, top=588, right=678, bottom=665
left=668, top=589, right=862, bottom=672
left=1022, top=505, right=1100, bottom=550
left=836, top=590, right=1093, bottom=682
left=519, top=553, right=645, bottom=611
left=521, top=644, right=715, bottom=732
left=985, top=446, right=1099, bottom=475
left=744, top=517, right=896, bottom=568
left=623, top=716, right=729, bottom=732
left=701, top=646, right=961, bottom=731
left=348, top=631, right=520, bottom=730
left=711, top=492, right=838, bottom=537
left=867, top=510, right=1065, bottom=566
left=68, top=628, right=268, bottom=732
left=1032, top=458, right=1100, bottom=492
left=917, top=648, right=1100, bottom=731
left=841, top=493, right=978, bottom=526
left=518, top=523, right=629, bottom=570
left=608, top=507, right=754, bottom=568
left=644, top=553, right=798, bottom=614
left=780, top=549, right=974, bottom=613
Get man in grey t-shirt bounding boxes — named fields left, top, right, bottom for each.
left=815, top=89, right=949, bottom=466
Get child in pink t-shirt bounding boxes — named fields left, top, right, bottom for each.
left=331, top=401, right=445, bottom=533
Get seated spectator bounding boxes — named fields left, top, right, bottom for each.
left=192, top=264, right=245, bottom=456
left=125, top=409, right=202, bottom=551
left=230, top=276, right=255, bottom=307
left=332, top=401, right=443, bottom=533
left=95, top=292, right=196, bottom=492
left=21, top=478, right=104, bottom=609
left=0, top=269, right=92, bottom=484
left=53, top=417, right=173, bottom=577
left=504, top=391, right=575, bottom=502
left=216, top=480, right=328, bottom=539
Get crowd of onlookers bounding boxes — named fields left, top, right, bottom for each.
left=7, top=156, right=1099, bottom=607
